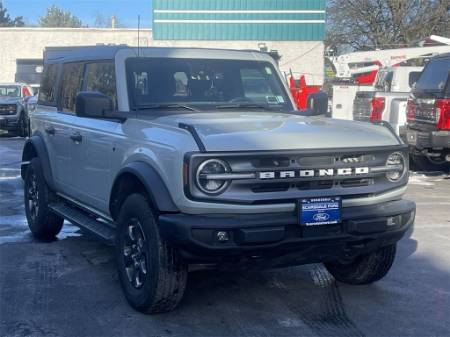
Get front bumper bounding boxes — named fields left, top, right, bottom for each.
left=158, top=199, right=416, bottom=268
left=0, top=116, right=20, bottom=131
left=400, top=127, right=450, bottom=151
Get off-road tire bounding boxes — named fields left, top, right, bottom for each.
left=116, top=193, right=187, bottom=314
left=24, top=157, right=64, bottom=240
left=325, top=244, right=396, bottom=285
left=410, top=154, right=449, bottom=172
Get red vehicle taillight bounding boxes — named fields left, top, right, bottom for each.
left=436, top=99, right=450, bottom=130
left=370, top=97, right=385, bottom=122
left=406, top=99, right=416, bottom=122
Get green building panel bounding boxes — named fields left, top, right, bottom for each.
left=152, top=0, right=325, bottom=41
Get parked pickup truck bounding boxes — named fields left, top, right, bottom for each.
left=0, top=83, right=35, bottom=136
left=353, top=67, right=423, bottom=134
left=22, top=45, right=415, bottom=313
left=400, top=53, right=450, bottom=171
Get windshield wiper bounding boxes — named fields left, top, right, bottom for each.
left=215, top=103, right=272, bottom=110
left=137, top=103, right=198, bottom=112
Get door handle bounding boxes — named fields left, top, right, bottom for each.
left=45, top=126, right=55, bottom=135
left=70, top=132, right=82, bottom=143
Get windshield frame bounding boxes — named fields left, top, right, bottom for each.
left=125, top=57, right=295, bottom=113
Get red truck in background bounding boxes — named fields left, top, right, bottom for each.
left=287, top=73, right=321, bottom=110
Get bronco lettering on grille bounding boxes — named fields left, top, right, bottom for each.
left=258, top=167, right=369, bottom=180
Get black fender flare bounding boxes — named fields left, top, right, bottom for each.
left=110, top=161, right=179, bottom=214
left=21, top=133, right=55, bottom=190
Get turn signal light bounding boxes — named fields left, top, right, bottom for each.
left=370, top=97, right=385, bottom=122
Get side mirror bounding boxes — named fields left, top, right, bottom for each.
left=298, top=91, right=329, bottom=116
left=75, top=91, right=113, bottom=118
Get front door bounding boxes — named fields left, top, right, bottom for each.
left=63, top=61, right=119, bottom=213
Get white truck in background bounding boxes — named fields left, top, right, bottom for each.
left=327, top=36, right=450, bottom=120
left=353, top=66, right=423, bottom=134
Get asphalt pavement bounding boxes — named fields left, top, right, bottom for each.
left=0, top=137, right=449, bottom=337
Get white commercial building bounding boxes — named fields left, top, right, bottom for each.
left=0, top=27, right=323, bottom=85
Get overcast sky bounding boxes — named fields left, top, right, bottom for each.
left=3, top=0, right=153, bottom=28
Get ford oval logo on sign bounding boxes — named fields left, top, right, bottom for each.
left=300, top=197, right=342, bottom=226
left=313, top=213, right=330, bottom=222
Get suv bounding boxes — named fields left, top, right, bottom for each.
left=22, top=46, right=415, bottom=314
left=401, top=54, right=450, bottom=170
left=0, top=83, right=34, bottom=136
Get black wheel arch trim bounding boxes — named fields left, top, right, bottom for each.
left=110, top=161, right=179, bottom=215
left=21, top=133, right=55, bottom=190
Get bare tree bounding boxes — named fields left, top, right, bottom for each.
left=39, top=5, right=83, bottom=28
left=326, top=0, right=450, bottom=52
left=93, top=13, right=125, bottom=28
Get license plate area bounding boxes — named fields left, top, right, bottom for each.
left=299, top=197, right=342, bottom=226
left=406, top=131, right=417, bottom=146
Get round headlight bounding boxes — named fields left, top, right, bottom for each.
left=195, top=159, right=230, bottom=195
left=386, top=152, right=406, bottom=181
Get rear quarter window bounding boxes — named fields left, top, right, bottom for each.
left=415, top=58, right=450, bottom=93
left=408, top=71, right=422, bottom=89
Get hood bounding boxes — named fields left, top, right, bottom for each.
left=152, top=112, right=400, bottom=152
left=0, top=96, right=21, bottom=105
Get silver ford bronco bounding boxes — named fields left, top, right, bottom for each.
left=22, top=46, right=415, bottom=314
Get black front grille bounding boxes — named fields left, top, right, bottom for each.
left=0, top=104, right=17, bottom=115
left=297, top=180, right=333, bottom=191
left=252, top=183, right=290, bottom=193
left=188, top=148, right=407, bottom=204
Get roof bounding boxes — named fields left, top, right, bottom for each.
left=432, top=52, right=450, bottom=59
left=44, top=45, right=127, bottom=63
left=44, top=45, right=275, bottom=64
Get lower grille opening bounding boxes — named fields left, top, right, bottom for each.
left=340, top=178, right=373, bottom=188
left=297, top=180, right=333, bottom=190
left=251, top=183, right=290, bottom=193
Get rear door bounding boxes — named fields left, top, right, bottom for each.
left=35, top=63, right=72, bottom=191
left=53, top=62, right=84, bottom=196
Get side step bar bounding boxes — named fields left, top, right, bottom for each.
left=49, top=202, right=116, bottom=244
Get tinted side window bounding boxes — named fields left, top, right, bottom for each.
left=374, top=71, right=393, bottom=91
left=38, top=64, right=59, bottom=105
left=409, top=71, right=422, bottom=88
left=61, top=62, right=84, bottom=113
left=415, top=58, right=450, bottom=92
left=85, top=62, right=117, bottom=109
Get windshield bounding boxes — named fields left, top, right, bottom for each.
left=0, top=86, right=20, bottom=97
left=126, top=57, right=293, bottom=112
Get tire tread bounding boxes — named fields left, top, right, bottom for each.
left=325, top=244, right=396, bottom=285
